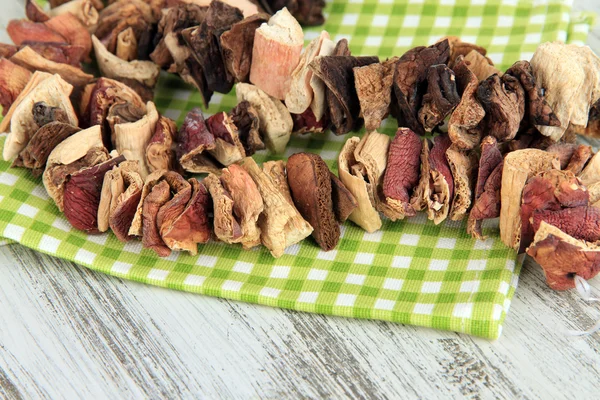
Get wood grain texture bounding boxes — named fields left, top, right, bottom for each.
left=1, top=1, right=600, bottom=399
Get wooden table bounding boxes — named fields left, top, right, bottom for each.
left=1, top=2, right=600, bottom=398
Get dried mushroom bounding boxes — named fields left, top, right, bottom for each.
left=311, top=55, right=380, bottom=135
left=292, top=108, right=328, bottom=134
left=3, top=73, right=78, bottom=161
left=426, top=135, right=454, bottom=224
left=354, top=58, right=397, bottom=132
left=220, top=164, right=264, bottom=249
left=446, top=145, right=477, bottom=221
left=43, top=125, right=108, bottom=211
left=97, top=160, right=139, bottom=233
left=7, top=20, right=66, bottom=46
left=0, top=59, right=32, bottom=116
left=463, top=50, right=500, bottom=81
left=25, top=0, right=50, bottom=23
left=262, top=160, right=294, bottom=205
left=338, top=137, right=381, bottom=232
left=566, top=145, right=593, bottom=175
left=477, top=74, right=525, bottom=142
left=392, top=40, right=449, bottom=135
left=249, top=8, right=304, bottom=100
left=95, top=0, right=154, bottom=55
left=308, top=37, right=335, bottom=122
left=220, top=13, right=270, bottom=83
left=287, top=152, right=340, bottom=251
left=409, top=138, right=430, bottom=212
left=520, top=170, right=588, bottom=251
left=114, top=102, right=159, bottom=178
left=44, top=13, right=93, bottom=62
left=444, top=36, right=487, bottom=68
left=546, top=142, right=578, bottom=170
left=10, top=46, right=93, bottom=87
left=15, top=42, right=87, bottom=68
left=527, top=222, right=600, bottom=290
left=285, top=31, right=330, bottom=114
left=467, top=135, right=503, bottom=239
left=578, top=151, right=600, bottom=187
left=383, top=128, right=422, bottom=219
left=293, top=0, right=326, bottom=26
left=47, top=0, right=100, bottom=30
left=108, top=164, right=144, bottom=241
left=236, top=83, right=293, bottom=154
left=146, top=116, right=178, bottom=173
left=239, top=157, right=313, bottom=258
left=418, top=64, right=460, bottom=132
left=448, top=56, right=485, bottom=149
left=530, top=42, right=600, bottom=141
left=499, top=149, right=560, bottom=250
left=176, top=107, right=221, bottom=174
left=115, top=27, right=138, bottom=61
left=92, top=35, right=160, bottom=89
left=142, top=180, right=172, bottom=256
left=229, top=101, right=265, bottom=155
left=206, top=112, right=246, bottom=166
left=531, top=207, right=600, bottom=243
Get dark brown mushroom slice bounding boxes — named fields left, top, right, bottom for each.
left=383, top=128, right=422, bottom=218
left=469, top=161, right=503, bottom=239
left=505, top=60, right=560, bottom=127
left=0, top=59, right=32, bottom=116
left=293, top=0, right=326, bottom=26
left=444, top=36, right=487, bottom=68
left=146, top=116, right=178, bottom=173
left=259, top=0, right=298, bottom=14
left=330, top=172, right=358, bottom=223
left=418, top=64, right=460, bottom=132
left=287, top=152, right=340, bottom=251
left=13, top=122, right=80, bottom=175
left=565, top=144, right=593, bottom=175
left=477, top=74, right=525, bottom=142
left=182, top=1, right=244, bottom=94
left=220, top=13, right=270, bottom=83
left=391, top=39, right=450, bottom=135
left=309, top=55, right=379, bottom=135
left=353, top=57, right=397, bottom=132
left=95, top=0, right=155, bottom=54
left=229, top=101, right=265, bottom=155
left=63, top=155, right=126, bottom=233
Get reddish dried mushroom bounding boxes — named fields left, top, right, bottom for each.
left=0, top=59, right=32, bottom=116
left=176, top=107, right=218, bottom=173
left=426, top=134, right=454, bottom=224
left=531, top=207, right=600, bottom=243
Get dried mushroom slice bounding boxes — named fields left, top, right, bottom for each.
left=287, top=152, right=340, bottom=251
left=146, top=116, right=178, bottom=173
left=3, top=73, right=78, bottom=161
left=520, top=170, right=588, bottom=251
left=530, top=42, right=600, bottom=141
left=220, top=13, right=270, bottom=83
left=236, top=83, right=293, bottom=154
left=115, top=27, right=138, bottom=61
left=308, top=37, right=335, bottom=122
left=354, top=57, right=397, bottom=132
left=92, top=35, right=160, bottom=90
left=446, top=146, right=476, bottom=221
left=391, top=39, right=449, bottom=135
left=44, top=13, right=93, bottom=62
left=285, top=31, right=330, bottom=114
left=262, top=160, right=294, bottom=206
left=383, top=128, right=422, bottom=219
left=114, top=101, right=159, bottom=178
left=249, top=8, right=304, bottom=100
left=47, top=0, right=100, bottom=30
left=239, top=157, right=313, bottom=258
left=64, top=154, right=126, bottom=233
left=229, top=101, right=265, bottom=155
left=410, top=138, right=431, bottom=212
left=527, top=222, right=600, bottom=291
left=467, top=135, right=503, bottom=239
left=546, top=142, right=578, bottom=170
left=0, top=59, right=32, bottom=116
left=10, top=46, right=93, bottom=87
left=338, top=137, right=381, bottom=233
left=95, top=0, right=154, bottom=54
left=221, top=164, right=264, bottom=249
left=532, top=207, right=600, bottom=243
left=477, top=74, right=525, bottom=142
left=565, top=145, right=593, bottom=175
left=448, top=56, right=485, bottom=150
left=32, top=101, right=69, bottom=127
left=176, top=107, right=223, bottom=174
left=206, top=112, right=246, bottom=166
left=292, top=108, right=328, bottom=135
left=155, top=175, right=197, bottom=252
left=578, top=151, right=600, bottom=187
left=330, top=172, right=357, bottom=223
left=142, top=180, right=172, bottom=256
left=16, top=42, right=87, bottom=68
left=204, top=173, right=243, bottom=244
left=505, top=60, right=559, bottom=128
left=463, top=50, right=500, bottom=81
left=418, top=64, right=460, bottom=132
left=7, top=19, right=66, bottom=46
left=25, top=0, right=50, bottom=22
left=443, top=36, right=487, bottom=68
left=499, top=149, right=560, bottom=250
left=309, top=55, right=379, bottom=135
left=426, top=135, right=454, bottom=225
left=293, top=0, right=326, bottom=26
left=14, top=122, right=80, bottom=175
left=43, top=125, right=108, bottom=211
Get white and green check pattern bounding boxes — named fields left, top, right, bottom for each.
left=0, top=0, right=593, bottom=339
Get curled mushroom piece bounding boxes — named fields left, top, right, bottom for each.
left=114, top=101, right=159, bottom=178
left=204, top=173, right=243, bottom=244
left=565, top=145, right=593, bottom=175
left=2, top=73, right=78, bottom=162
left=262, top=160, right=294, bottom=205
left=97, top=161, right=141, bottom=234
left=47, top=0, right=101, bottom=31
left=532, top=207, right=600, bottom=243
left=477, top=74, right=525, bottom=142
left=43, top=125, right=108, bottom=211
left=291, top=108, right=328, bottom=135
left=236, top=83, right=293, bottom=154
left=392, top=39, right=449, bottom=135
left=426, top=135, right=454, bottom=224
left=578, top=151, right=600, bottom=187
left=330, top=172, right=357, bottom=223
left=25, top=0, right=50, bottom=23
left=409, top=138, right=431, bottom=213
left=418, top=64, right=460, bottom=132
left=443, top=36, right=487, bottom=68
left=500, top=149, right=560, bottom=250
left=176, top=107, right=222, bottom=174
left=383, top=128, right=422, bottom=219
left=448, top=56, right=485, bottom=150
left=229, top=101, right=265, bottom=156
left=287, top=152, right=340, bottom=251
left=206, top=112, right=246, bottom=166
left=354, top=57, right=397, bottom=132
left=239, top=157, right=313, bottom=258
left=146, top=116, right=178, bottom=173
left=527, top=222, right=600, bottom=291
left=530, top=42, right=600, bottom=142
left=16, top=42, right=87, bottom=68
left=0, top=59, right=32, bottom=116
left=63, top=154, right=126, bottom=233
left=308, top=37, right=335, bottom=122
left=250, top=8, right=304, bottom=100
left=115, top=27, right=138, bottom=61
left=446, top=145, right=477, bottom=221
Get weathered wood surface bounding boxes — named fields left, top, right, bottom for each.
left=1, top=1, right=600, bottom=399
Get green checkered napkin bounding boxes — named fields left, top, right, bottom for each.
left=0, top=0, right=594, bottom=339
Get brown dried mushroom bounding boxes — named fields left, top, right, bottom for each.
left=463, top=50, right=500, bottom=81
left=353, top=58, right=397, bottom=132
left=446, top=145, right=477, bottom=221
left=477, top=74, right=525, bottom=142
left=418, top=64, right=460, bottom=132
left=146, top=116, right=178, bottom=173
left=176, top=107, right=220, bottom=174
left=426, top=134, right=454, bottom=224
left=229, top=101, right=265, bottom=156
left=206, top=112, right=246, bottom=166
left=0, top=59, right=32, bottom=116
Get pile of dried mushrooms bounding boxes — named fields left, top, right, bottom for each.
left=2, top=1, right=600, bottom=291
